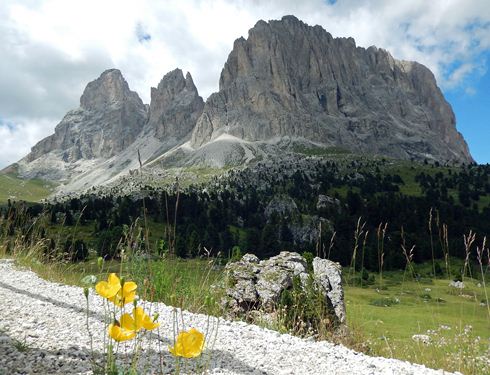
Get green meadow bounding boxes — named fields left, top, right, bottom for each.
left=0, top=174, right=54, bottom=203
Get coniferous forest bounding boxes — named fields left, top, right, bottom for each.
left=2, top=158, right=489, bottom=274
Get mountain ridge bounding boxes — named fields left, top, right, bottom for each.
left=5, top=15, right=474, bottom=194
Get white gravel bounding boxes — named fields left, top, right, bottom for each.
left=0, top=259, right=455, bottom=375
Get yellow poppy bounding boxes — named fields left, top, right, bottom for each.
left=169, top=328, right=205, bottom=358
left=109, top=280, right=137, bottom=307
left=120, top=307, right=160, bottom=332
left=108, top=322, right=136, bottom=342
left=95, top=273, right=121, bottom=299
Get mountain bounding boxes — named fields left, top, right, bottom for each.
left=147, top=68, right=204, bottom=141
left=28, top=69, right=147, bottom=164
left=190, top=15, right=472, bottom=164
left=5, top=15, right=474, bottom=195
left=10, top=68, right=203, bottom=191
left=14, top=69, right=148, bottom=181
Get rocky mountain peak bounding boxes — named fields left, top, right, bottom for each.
left=21, top=69, right=148, bottom=177
left=80, top=69, right=143, bottom=110
left=148, top=68, right=204, bottom=140
left=192, top=16, right=473, bottom=164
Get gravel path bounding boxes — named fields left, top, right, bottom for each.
left=0, top=259, right=454, bottom=375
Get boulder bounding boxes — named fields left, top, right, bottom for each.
left=222, top=251, right=346, bottom=327
left=312, top=257, right=346, bottom=324
left=224, top=253, right=260, bottom=312
left=256, top=251, right=307, bottom=307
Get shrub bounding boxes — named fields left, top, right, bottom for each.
left=370, top=297, right=400, bottom=307
left=278, top=275, right=337, bottom=337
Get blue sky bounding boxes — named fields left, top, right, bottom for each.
left=0, top=0, right=489, bottom=167
left=445, top=53, right=490, bottom=164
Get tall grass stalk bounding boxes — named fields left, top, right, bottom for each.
left=137, top=149, right=151, bottom=254
left=462, top=230, right=476, bottom=283
left=349, top=217, right=366, bottom=286
left=400, top=226, right=416, bottom=282
left=476, top=237, right=489, bottom=319
left=377, top=222, right=387, bottom=288
left=428, top=208, right=436, bottom=276
left=436, top=210, right=451, bottom=280
left=316, top=221, right=322, bottom=258
left=326, top=231, right=336, bottom=260
left=360, top=230, right=369, bottom=288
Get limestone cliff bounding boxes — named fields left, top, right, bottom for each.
left=146, top=68, right=204, bottom=141
left=26, top=69, right=148, bottom=163
left=191, top=15, right=472, bottom=163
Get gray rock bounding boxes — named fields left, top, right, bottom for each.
left=317, top=194, right=341, bottom=211
left=288, top=215, right=332, bottom=245
left=264, top=195, right=299, bottom=220
left=146, top=69, right=204, bottom=141
left=256, top=252, right=307, bottom=307
left=242, top=253, right=260, bottom=264
left=224, top=253, right=261, bottom=310
left=27, top=69, right=147, bottom=163
left=223, top=252, right=345, bottom=326
left=191, top=16, right=472, bottom=164
left=312, top=257, right=346, bottom=324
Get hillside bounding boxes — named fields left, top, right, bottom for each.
left=0, top=173, right=54, bottom=203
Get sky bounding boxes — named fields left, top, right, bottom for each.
left=0, top=0, right=489, bottom=167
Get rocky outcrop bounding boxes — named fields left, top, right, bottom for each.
left=316, top=195, right=341, bottom=211
left=222, top=252, right=346, bottom=326
left=191, top=15, right=473, bottom=164
left=26, top=69, right=148, bottom=162
left=312, top=257, right=345, bottom=324
left=146, top=69, right=204, bottom=141
left=264, top=195, right=299, bottom=220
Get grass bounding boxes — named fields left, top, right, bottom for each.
left=12, top=336, right=30, bottom=352
left=11, top=254, right=224, bottom=316
left=345, top=273, right=489, bottom=374
left=0, top=174, right=55, bottom=203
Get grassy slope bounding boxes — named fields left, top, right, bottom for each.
left=0, top=174, right=54, bottom=203
left=346, top=272, right=489, bottom=374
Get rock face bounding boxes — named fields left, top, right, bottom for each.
left=312, top=257, right=346, bottom=324
left=223, top=251, right=346, bottom=326
left=191, top=15, right=473, bottom=163
left=146, top=69, right=204, bottom=141
left=264, top=195, right=299, bottom=220
left=26, top=69, right=148, bottom=162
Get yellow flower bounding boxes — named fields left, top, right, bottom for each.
left=95, top=273, right=121, bottom=299
left=108, top=321, right=136, bottom=342
left=109, top=280, right=137, bottom=307
left=169, top=328, right=205, bottom=358
left=120, top=307, right=160, bottom=332
left=95, top=273, right=138, bottom=307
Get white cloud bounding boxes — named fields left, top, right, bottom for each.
left=0, top=0, right=489, bottom=168
left=0, top=118, right=54, bottom=168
